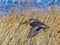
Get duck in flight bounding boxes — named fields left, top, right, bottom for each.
left=23, top=18, right=50, bottom=38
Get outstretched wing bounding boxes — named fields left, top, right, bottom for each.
left=38, top=21, right=50, bottom=29
left=30, top=21, right=50, bottom=29
left=27, top=27, right=39, bottom=38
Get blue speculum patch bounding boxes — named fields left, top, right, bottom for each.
left=0, top=0, right=60, bottom=15
left=36, top=27, right=43, bottom=31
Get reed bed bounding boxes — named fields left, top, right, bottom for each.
left=0, top=10, right=60, bottom=45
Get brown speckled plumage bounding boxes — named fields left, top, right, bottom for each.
left=24, top=18, right=50, bottom=38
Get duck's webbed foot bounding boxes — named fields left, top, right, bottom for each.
left=42, top=25, right=50, bottom=32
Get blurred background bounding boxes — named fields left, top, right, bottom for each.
left=0, top=0, right=60, bottom=45
left=0, top=0, right=60, bottom=15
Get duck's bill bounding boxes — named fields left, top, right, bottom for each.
left=27, top=29, right=39, bottom=38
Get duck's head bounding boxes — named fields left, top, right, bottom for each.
left=23, top=18, right=38, bottom=24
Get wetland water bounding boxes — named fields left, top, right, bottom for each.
left=0, top=0, right=60, bottom=15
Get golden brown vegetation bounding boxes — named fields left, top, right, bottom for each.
left=0, top=10, right=60, bottom=45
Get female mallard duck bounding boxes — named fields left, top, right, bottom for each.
left=23, top=18, right=50, bottom=38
